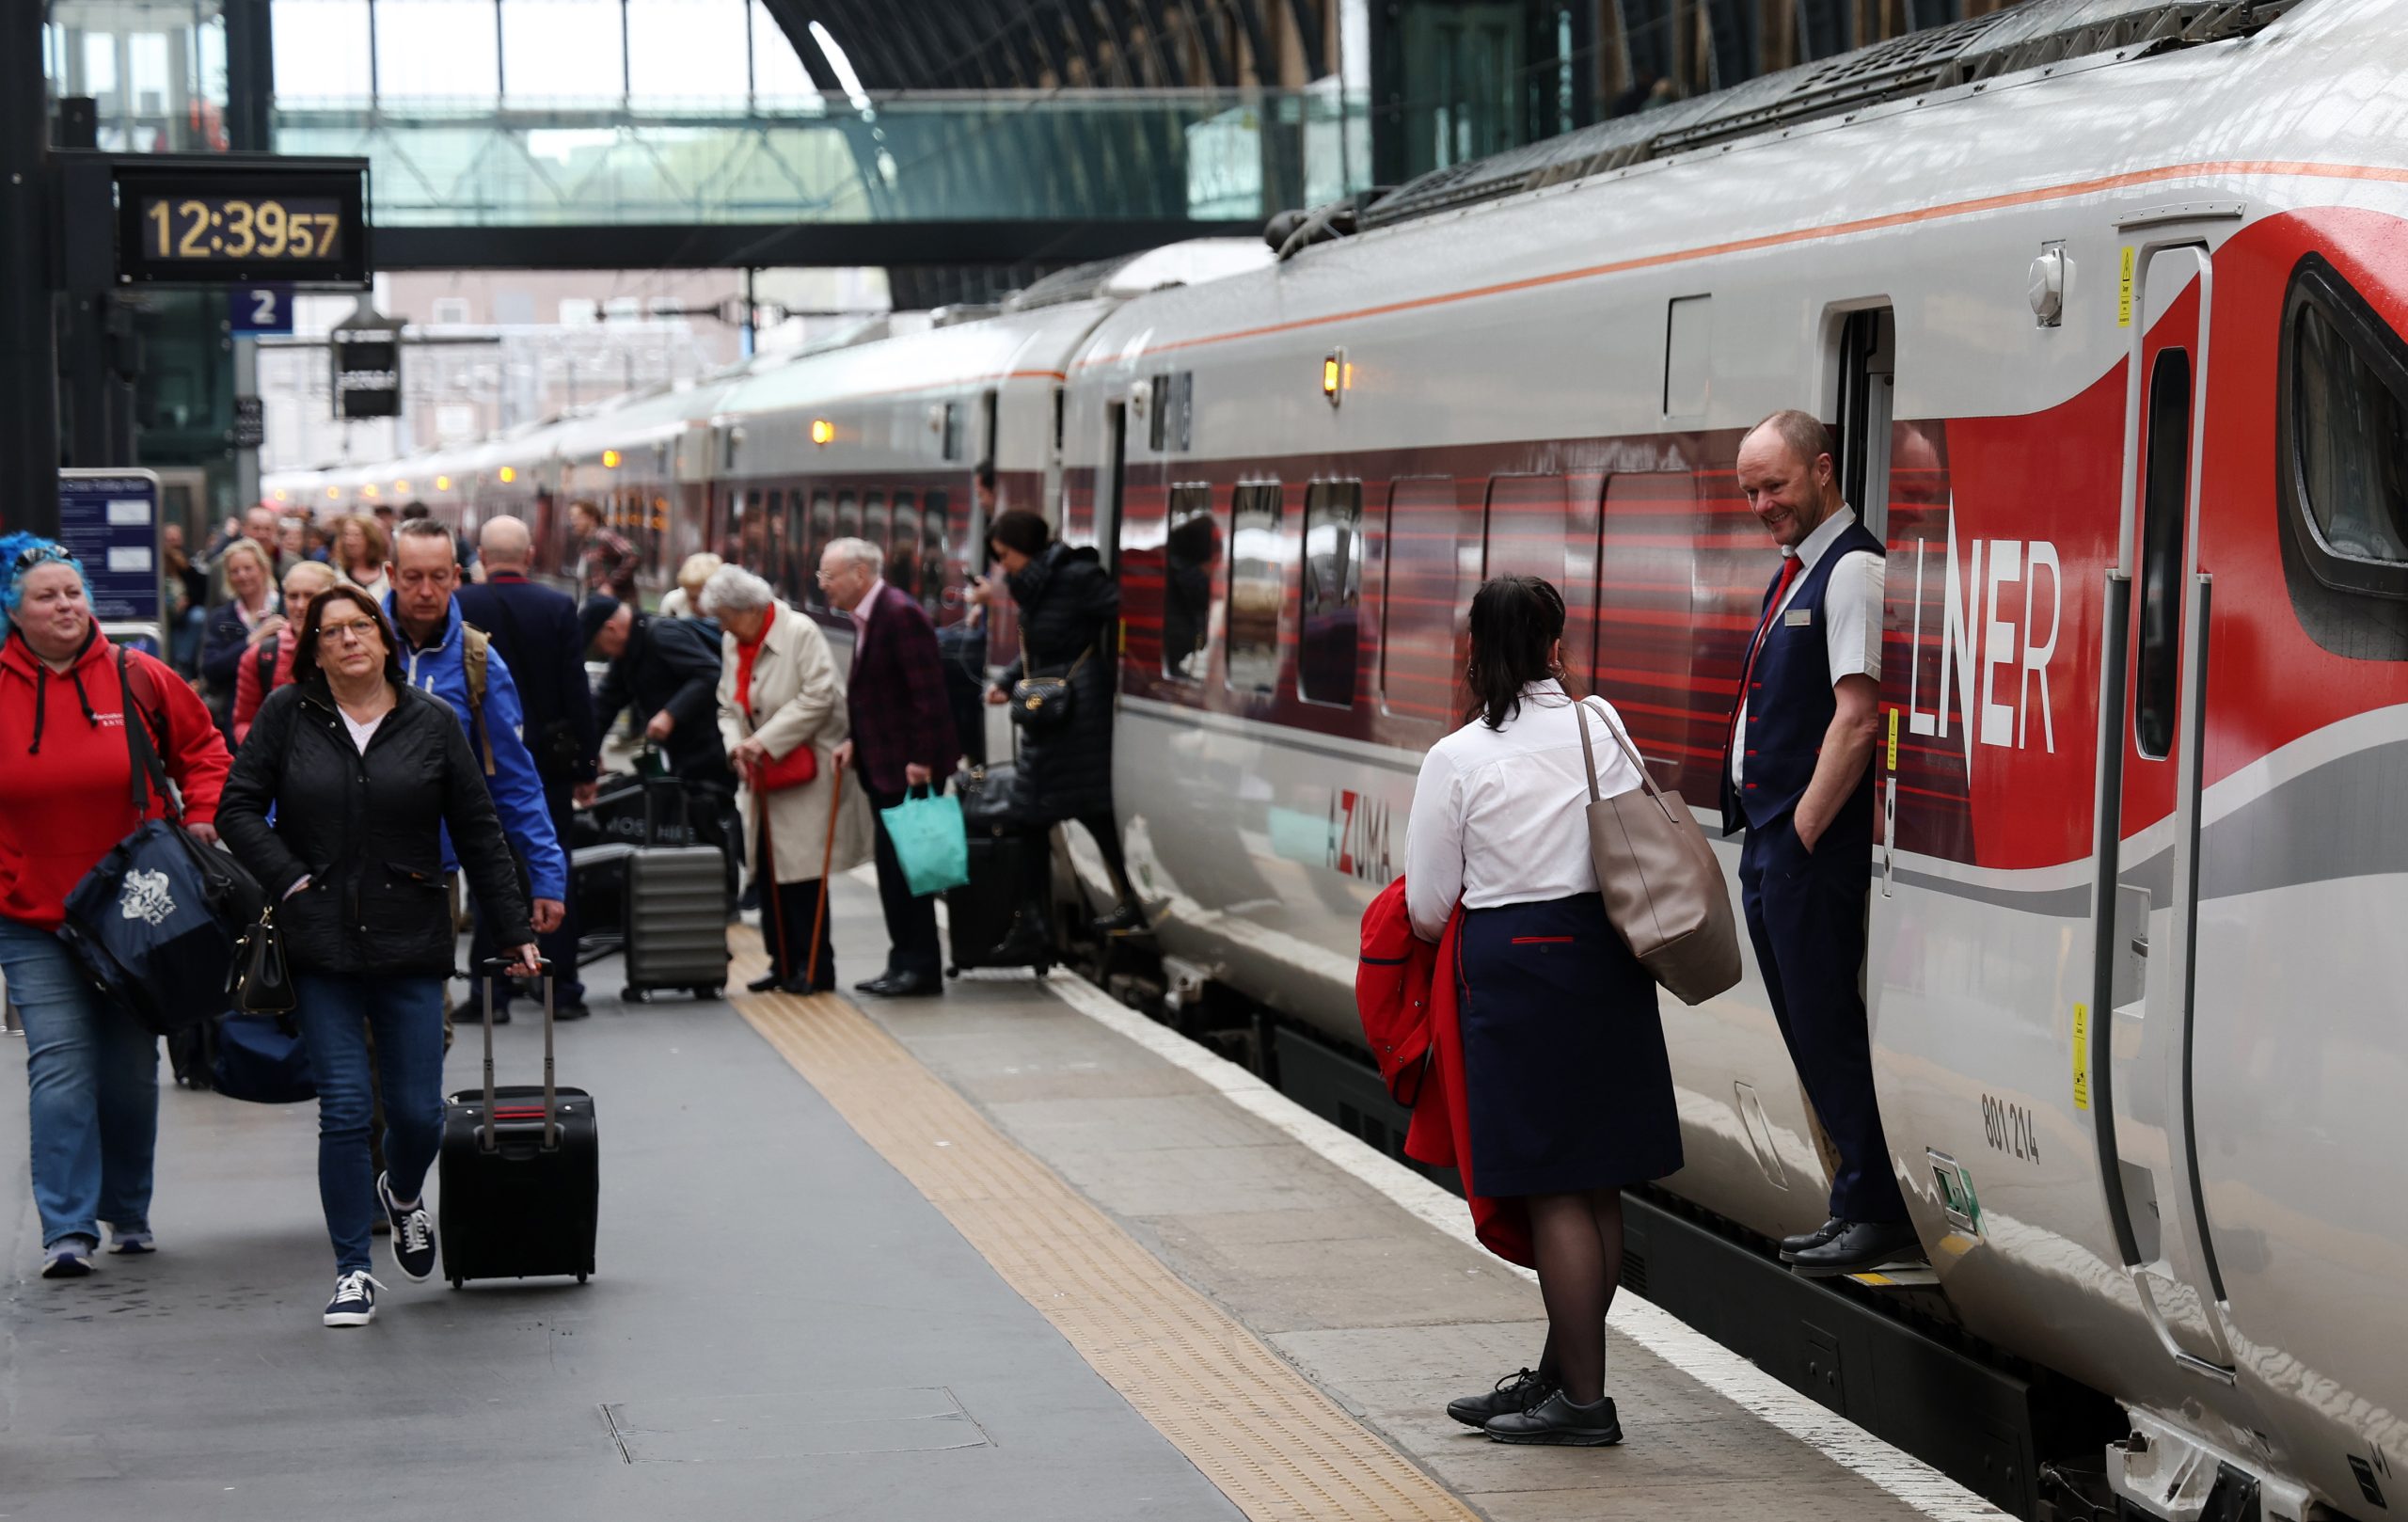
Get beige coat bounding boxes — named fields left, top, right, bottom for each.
left=717, top=601, right=874, bottom=885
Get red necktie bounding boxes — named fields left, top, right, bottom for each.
left=1728, top=555, right=1801, bottom=768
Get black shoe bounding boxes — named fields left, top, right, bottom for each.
left=1091, top=901, right=1149, bottom=936
left=861, top=971, right=943, bottom=998
left=375, top=1172, right=437, bottom=1284
left=556, top=1003, right=593, bottom=1022
left=777, top=974, right=830, bottom=996
left=1485, top=1392, right=1623, bottom=1447
left=1785, top=1219, right=1923, bottom=1277
left=854, top=974, right=895, bottom=993
left=1778, top=1217, right=1847, bottom=1259
left=1447, top=1367, right=1558, bottom=1430
left=748, top=972, right=784, bottom=993
left=984, top=925, right=1053, bottom=967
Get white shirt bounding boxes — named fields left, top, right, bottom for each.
left=849, top=577, right=888, bottom=634
left=1729, top=505, right=1884, bottom=787
left=1404, top=680, right=1646, bottom=942
left=341, top=710, right=386, bottom=753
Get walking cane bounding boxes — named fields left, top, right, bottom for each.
left=805, top=754, right=848, bottom=991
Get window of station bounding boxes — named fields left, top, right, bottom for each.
left=889, top=493, right=921, bottom=595
left=1298, top=482, right=1364, bottom=708
left=1227, top=484, right=1285, bottom=695
left=2134, top=348, right=2193, bottom=759
left=1161, top=484, right=1219, bottom=683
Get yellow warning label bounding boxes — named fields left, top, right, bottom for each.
left=1886, top=708, right=1899, bottom=771
left=2071, top=1002, right=2091, bottom=1111
left=2117, top=247, right=2135, bottom=328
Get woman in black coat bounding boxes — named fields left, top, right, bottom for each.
left=217, top=584, right=538, bottom=1330
left=982, top=510, right=1141, bottom=958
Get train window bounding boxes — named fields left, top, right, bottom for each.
left=942, top=403, right=962, bottom=462
left=921, top=489, right=950, bottom=614
left=862, top=493, right=890, bottom=561
left=834, top=491, right=860, bottom=542
left=2134, top=347, right=2193, bottom=760
left=1149, top=376, right=1171, bottom=451
left=806, top=491, right=834, bottom=610
left=1052, top=386, right=1067, bottom=456
left=2291, top=273, right=2408, bottom=573
left=890, top=492, right=920, bottom=596
left=1298, top=483, right=1363, bottom=708
left=1162, top=484, right=1219, bottom=683
left=1665, top=295, right=1712, bottom=417
left=1380, top=477, right=1472, bottom=721
left=1227, top=483, right=1285, bottom=694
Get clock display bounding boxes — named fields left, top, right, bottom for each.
left=141, top=196, right=344, bottom=262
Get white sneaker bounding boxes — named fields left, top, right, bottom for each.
left=40, top=1238, right=97, bottom=1279
left=324, top=1269, right=386, bottom=1327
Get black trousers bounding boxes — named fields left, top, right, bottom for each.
left=469, top=775, right=583, bottom=1008
left=756, top=816, right=834, bottom=991
left=866, top=785, right=942, bottom=979
left=1736, top=807, right=1907, bottom=1224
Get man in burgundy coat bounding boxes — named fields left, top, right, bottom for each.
left=821, top=537, right=959, bottom=996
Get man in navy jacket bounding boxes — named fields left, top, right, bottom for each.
left=1719, top=410, right=1915, bottom=1277
left=456, top=515, right=599, bottom=1019
left=819, top=536, right=958, bottom=997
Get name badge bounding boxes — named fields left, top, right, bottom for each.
left=1782, top=608, right=1814, bottom=627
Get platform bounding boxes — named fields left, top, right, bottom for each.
left=0, top=868, right=2001, bottom=1520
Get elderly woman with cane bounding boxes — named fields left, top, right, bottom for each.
left=706, top=564, right=870, bottom=994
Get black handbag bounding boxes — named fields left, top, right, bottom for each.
left=1009, top=646, right=1091, bottom=736
left=226, top=904, right=295, bottom=1016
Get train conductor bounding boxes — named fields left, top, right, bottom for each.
left=1721, top=409, right=1918, bottom=1276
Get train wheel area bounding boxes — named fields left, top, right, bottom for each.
left=7, top=867, right=2013, bottom=1521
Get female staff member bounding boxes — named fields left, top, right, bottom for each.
left=231, top=559, right=338, bottom=744
left=1404, top=576, right=1681, bottom=1446
left=980, top=510, right=1140, bottom=959
left=0, top=536, right=230, bottom=1277
left=707, top=565, right=869, bottom=995
left=199, top=538, right=280, bottom=734
left=330, top=514, right=391, bottom=602
left=217, top=586, right=539, bottom=1328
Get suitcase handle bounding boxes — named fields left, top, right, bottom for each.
left=478, top=957, right=559, bottom=1152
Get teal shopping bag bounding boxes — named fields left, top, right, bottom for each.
left=880, top=785, right=972, bottom=897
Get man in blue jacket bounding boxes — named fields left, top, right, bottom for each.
left=456, top=515, right=597, bottom=1020
left=384, top=520, right=569, bottom=1021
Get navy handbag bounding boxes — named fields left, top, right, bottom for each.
left=56, top=650, right=264, bottom=1037
left=211, top=1011, right=317, bottom=1104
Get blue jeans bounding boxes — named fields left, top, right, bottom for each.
left=0, top=917, right=159, bottom=1249
left=293, top=973, right=449, bottom=1274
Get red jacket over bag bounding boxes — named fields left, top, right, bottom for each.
left=1356, top=877, right=1533, bottom=1268
left=0, top=627, right=230, bottom=930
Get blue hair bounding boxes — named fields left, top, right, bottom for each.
left=0, top=533, right=83, bottom=621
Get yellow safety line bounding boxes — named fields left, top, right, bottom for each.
left=729, top=943, right=1478, bottom=1522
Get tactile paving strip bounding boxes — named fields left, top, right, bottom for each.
left=732, top=957, right=1479, bottom=1522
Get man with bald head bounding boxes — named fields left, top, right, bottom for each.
left=456, top=515, right=600, bottom=1018
left=1719, top=409, right=1915, bottom=1276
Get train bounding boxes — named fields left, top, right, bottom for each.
left=266, top=1, right=2408, bottom=1515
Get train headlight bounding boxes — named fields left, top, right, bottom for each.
left=811, top=419, right=834, bottom=447
left=499, top=466, right=516, bottom=484
left=602, top=450, right=621, bottom=468
left=1323, top=348, right=1345, bottom=407
left=436, top=475, right=450, bottom=490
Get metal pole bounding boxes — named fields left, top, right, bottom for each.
left=742, top=267, right=756, bottom=357
left=0, top=0, right=58, bottom=536
left=234, top=336, right=261, bottom=512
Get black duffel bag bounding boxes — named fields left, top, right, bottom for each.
left=954, top=762, right=1037, bottom=837
left=56, top=649, right=264, bottom=1037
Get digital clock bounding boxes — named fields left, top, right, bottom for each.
left=112, top=157, right=370, bottom=287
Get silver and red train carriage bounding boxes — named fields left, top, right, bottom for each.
left=265, top=1, right=2408, bottom=1514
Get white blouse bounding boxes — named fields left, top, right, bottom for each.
left=1403, top=679, right=1646, bottom=942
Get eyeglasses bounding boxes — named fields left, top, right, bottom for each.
left=318, top=618, right=380, bottom=645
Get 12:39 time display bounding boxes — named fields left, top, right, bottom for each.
left=140, top=196, right=343, bottom=262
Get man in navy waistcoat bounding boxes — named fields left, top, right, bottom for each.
left=1719, top=410, right=1919, bottom=1276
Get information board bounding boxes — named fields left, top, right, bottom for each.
left=56, top=468, right=163, bottom=625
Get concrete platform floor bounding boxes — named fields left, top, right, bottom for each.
left=0, top=865, right=1984, bottom=1521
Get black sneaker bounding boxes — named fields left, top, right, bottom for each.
left=376, top=1172, right=438, bottom=1283
left=1447, top=1367, right=1557, bottom=1429
left=324, top=1269, right=385, bottom=1327
left=1485, top=1391, right=1624, bottom=1446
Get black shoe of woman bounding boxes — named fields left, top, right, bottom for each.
left=746, top=972, right=784, bottom=993
left=984, top=915, right=1053, bottom=967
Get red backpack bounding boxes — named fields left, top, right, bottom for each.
left=1355, top=878, right=1437, bottom=1106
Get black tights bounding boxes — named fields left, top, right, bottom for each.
left=1527, top=1188, right=1627, bottom=1406
left=1017, top=813, right=1136, bottom=928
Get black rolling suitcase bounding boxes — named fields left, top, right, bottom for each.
left=439, top=963, right=598, bottom=1288
left=622, top=777, right=731, bottom=1002
left=945, top=765, right=1051, bottom=977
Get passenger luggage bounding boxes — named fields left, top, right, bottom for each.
left=439, top=963, right=598, bottom=1288
left=570, top=769, right=693, bottom=851
left=945, top=765, right=1049, bottom=977
left=880, top=785, right=971, bottom=897
left=619, top=780, right=730, bottom=1003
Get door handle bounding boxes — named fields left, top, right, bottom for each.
left=2131, top=934, right=2149, bottom=959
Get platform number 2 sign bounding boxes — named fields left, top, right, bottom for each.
left=231, top=283, right=295, bottom=339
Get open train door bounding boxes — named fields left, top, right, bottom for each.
left=2090, top=236, right=2236, bottom=1381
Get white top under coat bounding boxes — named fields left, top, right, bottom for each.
left=1728, top=505, right=1884, bottom=788
left=1403, top=679, right=1645, bottom=943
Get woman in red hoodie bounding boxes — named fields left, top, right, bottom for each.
left=231, top=558, right=337, bottom=744
left=0, top=537, right=230, bottom=1279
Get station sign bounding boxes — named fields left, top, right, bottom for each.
left=331, top=309, right=404, bottom=420
left=231, top=282, right=297, bottom=336
left=56, top=468, right=165, bottom=652
left=232, top=396, right=266, bottom=449
left=111, top=154, right=370, bottom=289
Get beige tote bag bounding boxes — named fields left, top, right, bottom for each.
left=1576, top=697, right=1742, bottom=1006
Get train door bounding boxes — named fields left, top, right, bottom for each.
left=1833, top=307, right=1895, bottom=539
left=2092, top=242, right=2234, bottom=1379
left=1097, top=400, right=1129, bottom=573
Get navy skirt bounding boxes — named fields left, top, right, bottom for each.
left=1457, top=894, right=1684, bottom=1197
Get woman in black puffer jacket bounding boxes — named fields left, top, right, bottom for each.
left=982, top=510, right=1141, bottom=959
left=217, top=584, right=537, bottom=1331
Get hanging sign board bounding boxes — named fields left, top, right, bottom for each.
left=55, top=468, right=165, bottom=652
left=331, top=313, right=404, bottom=420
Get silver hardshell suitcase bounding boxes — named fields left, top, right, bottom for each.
left=618, top=780, right=730, bottom=1003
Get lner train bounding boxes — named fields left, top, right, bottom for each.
left=270, top=0, right=2408, bottom=1514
